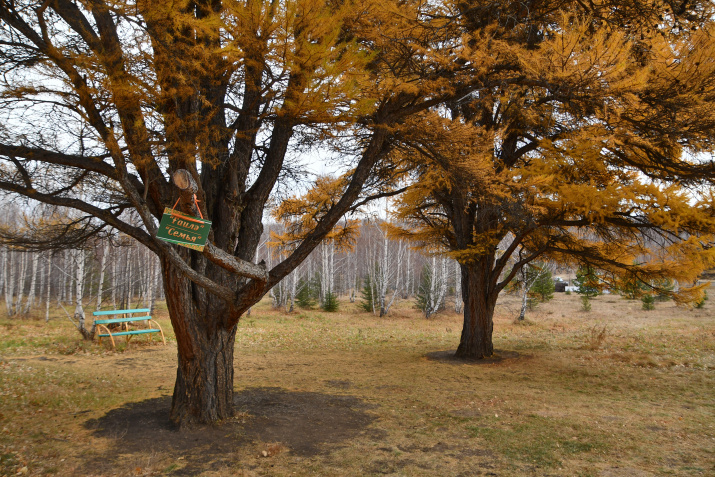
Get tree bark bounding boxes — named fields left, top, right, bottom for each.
left=96, top=243, right=107, bottom=311
left=44, top=253, right=51, bottom=322
left=454, top=260, right=463, bottom=313
left=2, top=247, right=12, bottom=317
left=518, top=265, right=529, bottom=321
left=14, top=251, right=27, bottom=316
left=24, top=252, right=39, bottom=314
left=455, top=261, right=496, bottom=359
left=161, top=256, right=240, bottom=428
left=74, top=249, right=93, bottom=340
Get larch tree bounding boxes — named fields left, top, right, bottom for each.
left=388, top=1, right=715, bottom=358
left=0, top=0, right=476, bottom=426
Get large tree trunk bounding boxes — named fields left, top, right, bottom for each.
left=455, top=261, right=496, bottom=359
left=161, top=257, right=239, bottom=428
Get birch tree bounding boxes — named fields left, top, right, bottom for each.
left=2, top=247, right=10, bottom=316
left=72, top=248, right=92, bottom=339
left=44, top=253, right=51, bottom=322
left=95, top=243, right=107, bottom=310
left=23, top=252, right=39, bottom=314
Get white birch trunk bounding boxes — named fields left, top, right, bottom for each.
left=329, top=241, right=335, bottom=297
left=96, top=243, right=107, bottom=310
left=3, top=247, right=13, bottom=316
left=24, top=252, right=39, bottom=313
left=425, top=256, right=448, bottom=318
left=44, top=253, right=51, bottom=322
left=14, top=251, right=27, bottom=316
left=289, top=269, right=297, bottom=312
left=454, top=260, right=463, bottom=313
left=37, top=252, right=45, bottom=313
left=384, top=241, right=403, bottom=315
left=122, top=251, right=131, bottom=309
left=350, top=251, right=357, bottom=302
left=320, top=242, right=328, bottom=304
left=147, top=256, right=158, bottom=313
left=405, top=247, right=412, bottom=298
left=111, top=251, right=117, bottom=310
left=65, top=250, right=72, bottom=306
left=378, top=229, right=389, bottom=316
left=428, top=256, right=438, bottom=315
left=73, top=249, right=91, bottom=339
left=57, top=251, right=63, bottom=306
left=518, top=265, right=529, bottom=321
left=436, top=257, right=447, bottom=310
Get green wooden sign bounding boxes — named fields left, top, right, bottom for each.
left=156, top=207, right=211, bottom=252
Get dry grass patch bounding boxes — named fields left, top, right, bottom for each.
left=0, top=288, right=713, bottom=476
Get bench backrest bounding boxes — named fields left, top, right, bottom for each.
left=93, top=308, right=151, bottom=316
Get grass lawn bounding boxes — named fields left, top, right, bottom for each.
left=0, top=289, right=713, bottom=476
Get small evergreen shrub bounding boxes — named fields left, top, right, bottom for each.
left=694, top=290, right=708, bottom=309
left=416, top=263, right=444, bottom=318
left=359, top=276, right=375, bottom=313
left=641, top=294, right=656, bottom=311
left=529, top=268, right=555, bottom=302
left=653, top=278, right=675, bottom=302
left=575, top=266, right=600, bottom=298
left=618, top=272, right=645, bottom=299
left=415, top=263, right=432, bottom=316
left=581, top=295, right=592, bottom=312
left=321, top=289, right=339, bottom=312
left=296, top=276, right=319, bottom=309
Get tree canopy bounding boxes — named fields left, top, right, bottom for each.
left=0, top=0, right=489, bottom=425
left=384, top=0, right=715, bottom=358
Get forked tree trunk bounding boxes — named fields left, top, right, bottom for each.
left=161, top=257, right=240, bottom=428
left=455, top=261, right=496, bottom=359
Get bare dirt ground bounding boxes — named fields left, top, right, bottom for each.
left=0, top=287, right=713, bottom=476
left=82, top=387, right=377, bottom=475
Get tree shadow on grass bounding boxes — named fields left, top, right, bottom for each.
left=83, top=387, right=377, bottom=475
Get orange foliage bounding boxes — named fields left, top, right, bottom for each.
left=387, top=3, right=715, bottom=305
left=271, top=175, right=360, bottom=253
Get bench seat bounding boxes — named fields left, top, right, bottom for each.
left=98, top=329, right=161, bottom=337
left=95, top=316, right=153, bottom=325
left=93, top=308, right=165, bottom=348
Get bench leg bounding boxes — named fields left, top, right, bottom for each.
left=96, top=325, right=115, bottom=349
left=150, top=320, right=167, bottom=346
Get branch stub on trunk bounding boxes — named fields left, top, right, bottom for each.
left=173, top=170, right=197, bottom=193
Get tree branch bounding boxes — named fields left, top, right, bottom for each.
left=0, top=179, right=155, bottom=250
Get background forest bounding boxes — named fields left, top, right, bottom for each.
left=0, top=204, right=472, bottom=322
left=2, top=199, right=709, bottom=328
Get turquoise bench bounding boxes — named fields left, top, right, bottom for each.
left=93, top=308, right=166, bottom=348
